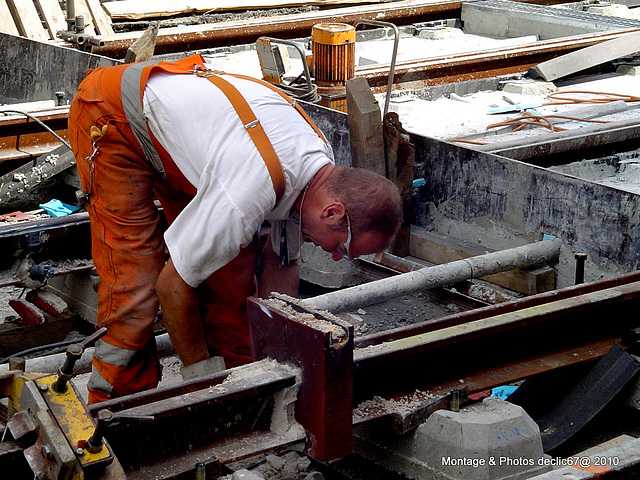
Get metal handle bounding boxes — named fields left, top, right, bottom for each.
left=353, top=20, right=399, bottom=117
left=51, top=327, right=108, bottom=393
left=85, top=409, right=155, bottom=453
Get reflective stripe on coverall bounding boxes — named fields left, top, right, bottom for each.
left=68, top=54, right=260, bottom=403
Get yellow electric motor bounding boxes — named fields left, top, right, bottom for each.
left=311, top=23, right=356, bottom=110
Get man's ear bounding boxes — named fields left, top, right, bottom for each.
left=320, top=202, right=346, bottom=224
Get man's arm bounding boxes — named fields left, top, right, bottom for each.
left=258, top=239, right=299, bottom=298
left=156, top=258, right=209, bottom=366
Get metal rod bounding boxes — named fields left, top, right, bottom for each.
left=575, top=252, right=588, bottom=284
left=354, top=19, right=399, bottom=117
left=304, top=238, right=562, bottom=313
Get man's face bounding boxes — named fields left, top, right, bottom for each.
left=302, top=221, right=389, bottom=261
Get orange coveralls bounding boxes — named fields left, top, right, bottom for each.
left=69, top=55, right=257, bottom=403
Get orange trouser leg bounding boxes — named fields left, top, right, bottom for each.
left=69, top=78, right=165, bottom=404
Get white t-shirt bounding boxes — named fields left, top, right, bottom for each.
left=143, top=70, right=333, bottom=287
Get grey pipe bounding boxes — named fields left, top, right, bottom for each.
left=304, top=238, right=562, bottom=313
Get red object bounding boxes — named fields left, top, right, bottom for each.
left=26, top=290, right=66, bottom=317
left=468, top=389, right=492, bottom=401
left=8, top=299, right=45, bottom=326
left=248, top=297, right=354, bottom=461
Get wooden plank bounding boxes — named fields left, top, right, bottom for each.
left=0, top=0, right=20, bottom=36
left=346, top=77, right=386, bottom=177
left=84, top=0, right=113, bottom=35
left=33, top=0, right=66, bottom=39
left=409, top=226, right=556, bottom=295
left=5, top=0, right=49, bottom=41
left=384, top=112, right=414, bottom=257
left=104, top=0, right=390, bottom=20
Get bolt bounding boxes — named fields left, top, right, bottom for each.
left=38, top=384, right=48, bottom=392
left=43, top=445, right=54, bottom=460
left=76, top=448, right=84, bottom=456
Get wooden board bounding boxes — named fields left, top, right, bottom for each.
left=6, top=0, right=49, bottom=41
left=85, top=0, right=114, bottom=35
left=0, top=0, right=20, bottom=36
left=409, top=226, right=556, bottom=295
left=33, top=0, right=66, bottom=38
left=104, top=0, right=389, bottom=20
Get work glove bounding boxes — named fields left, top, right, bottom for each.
left=180, top=356, right=226, bottom=381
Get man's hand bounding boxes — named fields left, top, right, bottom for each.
left=156, top=258, right=209, bottom=366
left=258, top=239, right=299, bottom=298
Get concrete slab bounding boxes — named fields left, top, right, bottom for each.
left=529, top=30, right=640, bottom=81
left=461, top=0, right=640, bottom=41
left=354, top=397, right=550, bottom=480
left=298, top=244, right=359, bottom=288
left=617, top=64, right=640, bottom=75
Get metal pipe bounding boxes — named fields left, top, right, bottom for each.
left=575, top=252, right=587, bottom=284
left=65, top=0, right=76, bottom=31
left=304, top=238, right=562, bottom=313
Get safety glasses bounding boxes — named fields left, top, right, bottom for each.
left=336, top=211, right=353, bottom=261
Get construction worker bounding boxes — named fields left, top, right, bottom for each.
left=68, top=53, right=402, bottom=404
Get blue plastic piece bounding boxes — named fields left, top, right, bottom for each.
left=413, top=178, right=426, bottom=188
left=487, top=103, right=541, bottom=114
left=39, top=199, right=80, bottom=217
left=491, top=385, right=519, bottom=400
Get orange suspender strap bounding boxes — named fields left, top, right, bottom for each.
left=225, top=72, right=328, bottom=144
left=195, top=71, right=286, bottom=204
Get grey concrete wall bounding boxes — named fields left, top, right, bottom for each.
left=304, top=103, right=352, bottom=166
left=0, top=33, right=119, bottom=104
left=412, top=135, right=640, bottom=286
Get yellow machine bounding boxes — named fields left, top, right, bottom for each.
left=310, top=23, right=356, bottom=111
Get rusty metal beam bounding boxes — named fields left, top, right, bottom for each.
left=95, top=0, right=461, bottom=58
left=0, top=109, right=69, bottom=164
left=352, top=277, right=640, bottom=406
left=359, top=28, right=640, bottom=90
left=89, top=360, right=303, bottom=478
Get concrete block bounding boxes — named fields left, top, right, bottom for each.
left=8, top=299, right=45, bottom=326
left=232, top=469, right=265, bottom=480
left=501, top=80, right=557, bottom=96
left=47, top=272, right=98, bottom=324
left=462, top=0, right=640, bottom=42
left=417, top=398, right=550, bottom=480
left=298, top=244, right=359, bottom=288
left=617, top=64, right=640, bottom=75
left=529, top=30, right=640, bottom=81
left=354, top=397, right=550, bottom=480
left=415, top=27, right=464, bottom=40
left=25, top=289, right=68, bottom=317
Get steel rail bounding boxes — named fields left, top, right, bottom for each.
left=358, top=27, right=640, bottom=90
left=352, top=276, right=640, bottom=413
left=0, top=108, right=70, bottom=163
left=95, top=0, right=462, bottom=58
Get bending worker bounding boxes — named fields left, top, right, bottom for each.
left=68, top=53, right=402, bottom=404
